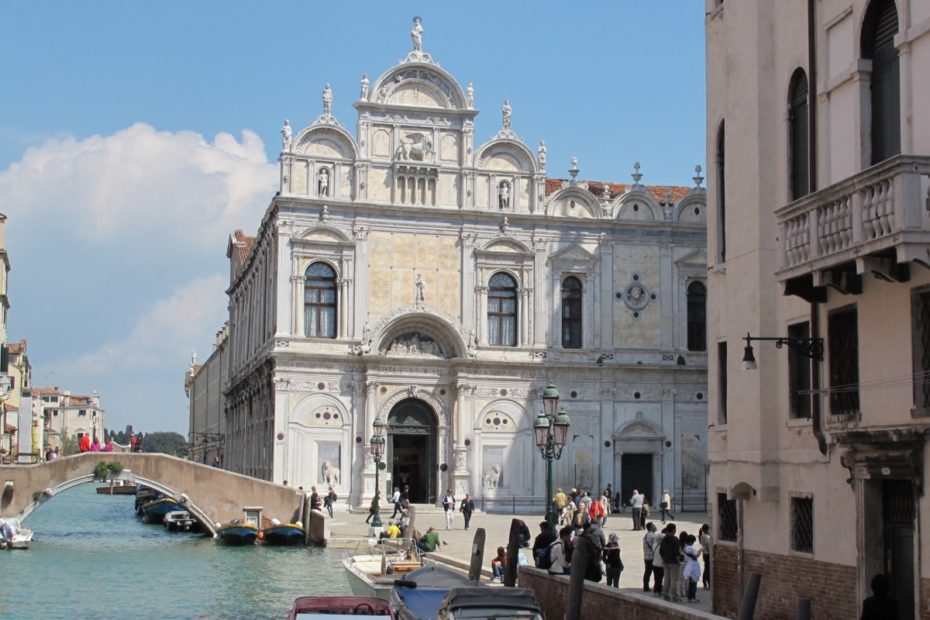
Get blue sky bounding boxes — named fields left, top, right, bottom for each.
left=0, top=2, right=706, bottom=434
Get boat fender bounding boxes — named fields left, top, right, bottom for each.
left=257, top=531, right=265, bottom=540
left=393, top=579, right=417, bottom=588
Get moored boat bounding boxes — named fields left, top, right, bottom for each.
left=390, top=564, right=479, bottom=620
left=96, top=480, right=138, bottom=495
left=288, top=595, right=396, bottom=619
left=214, top=520, right=259, bottom=545
left=260, top=521, right=305, bottom=546
left=432, top=587, right=543, bottom=620
left=343, top=546, right=423, bottom=600
left=141, top=497, right=183, bottom=523
left=0, top=519, right=34, bottom=550
left=163, top=510, right=199, bottom=532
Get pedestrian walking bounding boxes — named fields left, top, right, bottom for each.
left=630, top=489, right=644, bottom=531
left=599, top=492, right=610, bottom=525
left=640, top=498, right=650, bottom=529
left=660, top=489, right=675, bottom=521
left=659, top=523, right=681, bottom=602
left=699, top=523, right=712, bottom=590
left=441, top=489, right=456, bottom=530
left=603, top=533, right=623, bottom=587
left=364, top=494, right=378, bottom=524
left=642, top=522, right=658, bottom=592
left=390, top=486, right=401, bottom=518
left=323, top=486, right=337, bottom=518
left=459, top=492, right=475, bottom=530
left=603, top=484, right=613, bottom=514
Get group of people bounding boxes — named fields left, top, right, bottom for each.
left=77, top=435, right=115, bottom=453
left=309, top=485, right=339, bottom=518
left=642, top=522, right=712, bottom=603
left=129, top=433, right=144, bottom=452
left=629, top=489, right=675, bottom=531
left=531, top=518, right=624, bottom=587
left=553, top=486, right=613, bottom=528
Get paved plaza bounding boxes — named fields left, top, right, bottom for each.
left=329, top=504, right=715, bottom=615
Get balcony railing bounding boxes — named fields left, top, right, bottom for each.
left=776, top=155, right=930, bottom=280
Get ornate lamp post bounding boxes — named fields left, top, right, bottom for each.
left=535, top=384, right=571, bottom=525
left=370, top=415, right=386, bottom=529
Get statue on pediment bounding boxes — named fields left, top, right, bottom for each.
left=322, top=83, right=333, bottom=116
left=281, top=119, right=292, bottom=151
left=411, top=17, right=424, bottom=52
left=502, top=100, right=512, bottom=129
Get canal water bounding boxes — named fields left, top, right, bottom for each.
left=0, top=483, right=352, bottom=619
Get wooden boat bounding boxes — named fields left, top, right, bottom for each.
left=141, top=497, right=183, bottom=523
left=343, top=546, right=423, bottom=600
left=431, top=587, right=542, bottom=620
left=163, top=510, right=199, bottom=532
left=287, top=595, right=396, bottom=619
left=214, top=520, right=259, bottom=545
left=134, top=488, right=161, bottom=514
left=390, top=564, right=479, bottom=620
left=96, top=480, right=138, bottom=495
left=260, top=521, right=305, bottom=546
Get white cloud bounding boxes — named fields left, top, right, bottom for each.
left=0, top=122, right=276, bottom=250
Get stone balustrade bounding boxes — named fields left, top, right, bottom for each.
left=776, top=155, right=930, bottom=280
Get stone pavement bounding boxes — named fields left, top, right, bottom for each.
left=327, top=504, right=715, bottom=615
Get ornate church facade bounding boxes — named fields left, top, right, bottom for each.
left=221, top=21, right=708, bottom=512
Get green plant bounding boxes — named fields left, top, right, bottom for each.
left=93, top=461, right=109, bottom=481
left=107, top=462, right=123, bottom=476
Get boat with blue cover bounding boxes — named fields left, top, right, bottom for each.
left=214, top=519, right=259, bottom=545
left=141, top=497, right=184, bottom=523
left=260, top=521, right=305, bottom=545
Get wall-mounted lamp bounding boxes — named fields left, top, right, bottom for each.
left=741, top=332, right=824, bottom=370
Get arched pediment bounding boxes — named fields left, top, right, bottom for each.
left=372, top=308, right=468, bottom=359
left=298, top=225, right=352, bottom=243
left=474, top=140, right=536, bottom=173
left=371, top=64, right=467, bottom=110
left=292, top=393, right=351, bottom=429
left=674, top=192, right=707, bottom=224
left=615, top=419, right=662, bottom=439
left=481, top=238, right=533, bottom=254
left=294, top=125, right=358, bottom=160
left=476, top=399, right=530, bottom=432
left=548, top=186, right=599, bottom=219
left=614, top=189, right=660, bottom=221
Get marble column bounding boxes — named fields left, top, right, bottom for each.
left=453, top=382, right=473, bottom=496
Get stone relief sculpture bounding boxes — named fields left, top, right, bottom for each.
left=466, top=82, right=474, bottom=108
left=318, top=167, right=330, bottom=196
left=322, top=83, right=333, bottom=115
left=321, top=460, right=341, bottom=485
left=281, top=119, right=292, bottom=151
left=360, top=73, right=369, bottom=100
left=502, top=100, right=512, bottom=129
left=483, top=464, right=502, bottom=489
left=415, top=273, right=426, bottom=303
left=498, top=181, right=511, bottom=209
left=411, top=16, right=423, bottom=52
left=394, top=134, right=433, bottom=162
left=387, top=332, right=444, bottom=357
left=467, top=329, right=477, bottom=356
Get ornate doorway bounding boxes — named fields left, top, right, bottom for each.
left=388, top=398, right=437, bottom=504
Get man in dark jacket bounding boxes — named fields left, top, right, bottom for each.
left=532, top=521, right=558, bottom=568
left=660, top=523, right=681, bottom=602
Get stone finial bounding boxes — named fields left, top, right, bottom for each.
left=502, top=100, right=512, bottom=129
left=693, top=164, right=704, bottom=189
left=602, top=184, right=611, bottom=200
left=466, top=82, right=474, bottom=109
left=569, top=156, right=580, bottom=181
left=281, top=119, right=292, bottom=151
left=322, top=84, right=333, bottom=115
left=411, top=16, right=423, bottom=52
left=360, top=74, right=369, bottom=100
left=631, top=162, right=643, bottom=185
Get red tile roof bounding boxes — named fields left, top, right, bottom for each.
left=545, top=178, right=690, bottom=204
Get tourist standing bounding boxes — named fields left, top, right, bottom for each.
left=398, top=500, right=411, bottom=539
left=603, top=533, right=623, bottom=587
left=683, top=534, right=701, bottom=603
left=603, top=484, right=613, bottom=514
left=459, top=492, right=475, bottom=530
left=548, top=526, right=572, bottom=576
left=103, top=438, right=114, bottom=452
left=699, top=523, right=712, bottom=590
left=660, top=523, right=682, bottom=602
left=324, top=486, right=337, bottom=518
left=390, top=486, right=401, bottom=518
left=580, top=522, right=604, bottom=583
left=660, top=489, right=675, bottom=521
left=588, top=495, right=605, bottom=526
left=532, top=521, right=557, bottom=569
left=630, top=489, right=644, bottom=531
left=651, top=525, right=667, bottom=595
left=554, top=488, right=568, bottom=514
left=599, top=492, right=610, bottom=525
left=860, top=574, right=899, bottom=620
left=90, top=437, right=101, bottom=452
left=441, top=489, right=456, bottom=530
left=79, top=434, right=91, bottom=453
left=310, top=486, right=322, bottom=512
left=643, top=522, right=658, bottom=592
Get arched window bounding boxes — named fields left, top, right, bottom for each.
left=862, top=0, right=900, bottom=165
left=488, top=272, right=518, bottom=346
left=304, top=262, right=337, bottom=338
left=687, top=281, right=707, bottom=352
left=561, top=276, right=583, bottom=349
left=788, top=68, right=810, bottom=200
left=715, top=120, right=726, bottom=263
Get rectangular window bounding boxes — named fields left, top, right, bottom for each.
left=788, top=321, right=812, bottom=419
left=718, top=342, right=728, bottom=424
left=911, top=288, right=930, bottom=411
left=828, top=306, right=859, bottom=417
left=791, top=496, right=814, bottom=553
left=718, top=492, right=737, bottom=542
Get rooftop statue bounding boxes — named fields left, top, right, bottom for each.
left=411, top=17, right=423, bottom=52
left=322, top=83, right=333, bottom=115
left=502, top=100, right=512, bottom=129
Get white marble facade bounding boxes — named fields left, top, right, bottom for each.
left=222, top=20, right=708, bottom=512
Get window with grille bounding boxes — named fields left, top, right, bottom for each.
left=718, top=492, right=737, bottom=542
left=791, top=496, right=814, bottom=553
left=788, top=321, right=812, bottom=419
left=488, top=272, right=518, bottom=346
left=788, top=68, right=810, bottom=200
left=718, top=342, right=728, bottom=424
left=561, top=276, right=583, bottom=349
left=912, top=289, right=930, bottom=411
left=687, top=281, right=707, bottom=351
left=862, top=0, right=900, bottom=165
left=828, top=306, right=859, bottom=417
left=304, top=262, right=337, bottom=338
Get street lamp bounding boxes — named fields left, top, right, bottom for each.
left=741, top=332, right=823, bottom=370
left=369, top=415, right=386, bottom=529
left=535, top=384, right=571, bottom=525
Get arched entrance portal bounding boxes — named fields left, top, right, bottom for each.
left=388, top=399, right=437, bottom=504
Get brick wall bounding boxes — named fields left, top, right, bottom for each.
left=519, top=567, right=719, bottom=620
left=712, top=544, right=857, bottom=619
left=920, top=579, right=930, bottom=620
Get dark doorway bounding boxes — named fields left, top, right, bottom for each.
left=621, top=453, right=653, bottom=506
left=388, top=398, right=437, bottom=504
left=882, top=479, right=915, bottom=620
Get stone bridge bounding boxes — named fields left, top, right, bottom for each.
left=0, top=453, right=304, bottom=536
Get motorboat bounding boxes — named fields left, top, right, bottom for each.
left=433, top=587, right=543, bottom=619
left=134, top=487, right=161, bottom=515
left=390, top=563, right=479, bottom=620
left=287, top=595, right=396, bottom=619
left=260, top=521, right=305, bottom=546
left=0, top=518, right=34, bottom=550
left=214, top=519, right=259, bottom=545
left=163, top=510, right=199, bottom=532
left=96, top=480, right=138, bottom=495
left=141, top=497, right=183, bottom=523
left=343, top=542, right=422, bottom=600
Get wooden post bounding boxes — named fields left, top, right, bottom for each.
left=468, top=528, right=486, bottom=584
left=565, top=539, right=588, bottom=620
left=302, top=495, right=312, bottom=546
left=505, top=518, right=527, bottom=587
left=738, top=572, right=762, bottom=620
